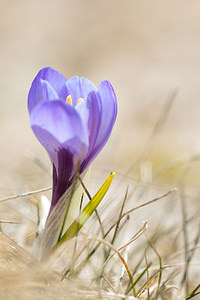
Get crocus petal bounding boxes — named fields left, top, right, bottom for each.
left=28, top=67, right=67, bottom=113
left=75, top=91, right=101, bottom=164
left=51, top=148, right=74, bottom=208
left=40, top=80, right=59, bottom=100
left=65, top=76, right=97, bottom=106
left=82, top=80, right=117, bottom=168
left=30, top=100, right=89, bottom=166
left=93, top=80, right=117, bottom=150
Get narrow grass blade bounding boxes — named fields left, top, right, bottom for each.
left=57, top=172, right=115, bottom=246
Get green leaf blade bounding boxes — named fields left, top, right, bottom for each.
left=58, top=172, right=115, bottom=246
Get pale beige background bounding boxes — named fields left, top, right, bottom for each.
left=1, top=0, right=200, bottom=188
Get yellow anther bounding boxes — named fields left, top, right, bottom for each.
left=66, top=95, right=72, bottom=105
left=78, top=98, right=83, bottom=103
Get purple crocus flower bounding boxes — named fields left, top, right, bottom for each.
left=28, top=67, right=117, bottom=212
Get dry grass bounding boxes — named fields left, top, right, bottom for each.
left=1, top=145, right=200, bottom=299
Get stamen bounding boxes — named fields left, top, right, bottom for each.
left=78, top=98, right=83, bottom=103
left=66, top=95, right=72, bottom=105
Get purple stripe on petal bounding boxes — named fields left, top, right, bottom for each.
left=51, top=148, right=74, bottom=208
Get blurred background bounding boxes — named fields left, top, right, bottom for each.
left=1, top=0, right=200, bottom=189
left=1, top=1, right=200, bottom=297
